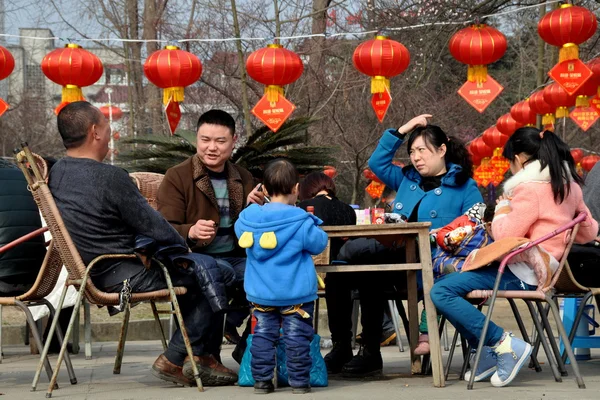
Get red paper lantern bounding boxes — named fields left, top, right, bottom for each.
left=246, top=44, right=303, bottom=103
left=144, top=45, right=202, bottom=105
left=482, top=126, right=508, bottom=150
left=529, top=90, right=555, bottom=126
left=581, top=155, right=600, bottom=172
left=353, top=35, right=410, bottom=94
left=323, top=166, right=337, bottom=178
left=99, top=105, right=123, bottom=121
left=0, top=46, right=15, bottom=115
left=543, top=82, right=576, bottom=119
left=510, top=99, right=537, bottom=127
left=586, top=58, right=600, bottom=97
left=113, top=131, right=121, bottom=140
left=448, top=24, right=507, bottom=83
left=496, top=113, right=523, bottom=136
left=571, top=148, right=584, bottom=164
left=0, top=46, right=14, bottom=81
left=538, top=4, right=597, bottom=63
left=41, top=44, right=103, bottom=113
left=470, top=136, right=493, bottom=160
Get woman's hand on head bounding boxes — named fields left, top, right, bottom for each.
left=398, top=114, right=432, bottom=135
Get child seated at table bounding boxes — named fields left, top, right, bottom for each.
left=234, top=158, right=328, bottom=394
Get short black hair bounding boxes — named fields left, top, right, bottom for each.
left=263, top=158, right=299, bottom=196
left=57, top=101, right=101, bottom=149
left=196, top=109, right=235, bottom=135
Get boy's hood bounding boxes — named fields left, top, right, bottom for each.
left=237, top=203, right=322, bottom=260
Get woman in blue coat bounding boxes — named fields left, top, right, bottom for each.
left=340, top=114, right=483, bottom=377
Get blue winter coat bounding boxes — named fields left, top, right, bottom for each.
left=368, top=129, right=483, bottom=230
left=235, top=203, right=328, bottom=307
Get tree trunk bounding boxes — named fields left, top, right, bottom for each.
left=126, top=0, right=146, bottom=136
left=230, top=0, right=253, bottom=138
left=306, top=0, right=331, bottom=115
left=143, top=0, right=165, bottom=135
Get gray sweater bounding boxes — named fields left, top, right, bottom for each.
left=584, top=161, right=600, bottom=235
left=49, top=157, right=186, bottom=287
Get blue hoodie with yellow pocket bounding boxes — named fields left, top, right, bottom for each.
left=234, top=203, right=328, bottom=307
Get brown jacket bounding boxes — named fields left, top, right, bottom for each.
left=157, top=154, right=255, bottom=252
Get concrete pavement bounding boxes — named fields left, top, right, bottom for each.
left=2, top=340, right=600, bottom=400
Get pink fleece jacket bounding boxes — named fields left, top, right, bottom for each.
left=492, top=160, right=598, bottom=285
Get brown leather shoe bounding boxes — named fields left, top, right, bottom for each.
left=182, top=354, right=238, bottom=386
left=151, top=354, right=195, bottom=387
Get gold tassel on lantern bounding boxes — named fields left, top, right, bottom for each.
left=371, top=76, right=390, bottom=94
left=559, top=43, right=579, bottom=63
left=576, top=95, right=590, bottom=108
left=163, top=86, right=185, bottom=105
left=555, top=107, right=569, bottom=119
left=61, top=84, right=84, bottom=103
left=467, top=65, right=488, bottom=84
left=264, top=85, right=284, bottom=102
left=542, top=113, right=555, bottom=126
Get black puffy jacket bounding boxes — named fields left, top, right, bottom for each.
left=0, top=160, right=46, bottom=281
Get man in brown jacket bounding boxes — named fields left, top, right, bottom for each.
left=158, top=109, right=264, bottom=379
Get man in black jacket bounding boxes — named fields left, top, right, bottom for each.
left=0, top=158, right=46, bottom=295
left=49, top=101, right=237, bottom=387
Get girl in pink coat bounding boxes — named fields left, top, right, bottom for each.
left=431, top=127, right=598, bottom=388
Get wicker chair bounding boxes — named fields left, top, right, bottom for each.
left=0, top=235, right=77, bottom=388
left=14, top=145, right=204, bottom=397
left=129, top=172, right=165, bottom=210
left=466, top=212, right=587, bottom=389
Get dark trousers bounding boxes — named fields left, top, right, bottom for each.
left=251, top=302, right=314, bottom=388
left=103, top=259, right=222, bottom=359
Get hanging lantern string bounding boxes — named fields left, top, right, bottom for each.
left=0, top=0, right=563, bottom=45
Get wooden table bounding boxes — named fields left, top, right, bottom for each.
left=313, top=222, right=445, bottom=388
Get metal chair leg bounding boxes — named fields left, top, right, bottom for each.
left=444, top=328, right=460, bottom=380
left=350, top=298, right=359, bottom=349
left=525, top=301, right=562, bottom=383
left=547, top=296, right=586, bottom=389
left=395, top=299, right=411, bottom=344
left=113, top=302, right=131, bottom=374
left=442, top=321, right=450, bottom=351
left=71, top=305, right=80, bottom=355
left=535, top=301, right=567, bottom=376
left=562, top=293, right=593, bottom=365
left=84, top=301, right=92, bottom=360
left=459, top=336, right=471, bottom=381
left=507, top=299, right=542, bottom=373
left=14, top=301, right=56, bottom=387
left=388, top=300, right=404, bottom=352
left=157, top=261, right=203, bottom=391
left=40, top=299, right=77, bottom=385
left=150, top=301, right=168, bottom=351
left=47, top=279, right=89, bottom=398
left=33, top=285, right=68, bottom=392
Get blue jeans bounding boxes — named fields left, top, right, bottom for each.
left=214, top=256, right=250, bottom=328
left=251, top=302, right=314, bottom=388
left=431, top=265, right=536, bottom=348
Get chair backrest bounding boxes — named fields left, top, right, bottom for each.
left=545, top=213, right=585, bottom=291
left=130, top=172, right=164, bottom=210
left=15, top=146, right=99, bottom=295
left=16, top=241, right=64, bottom=301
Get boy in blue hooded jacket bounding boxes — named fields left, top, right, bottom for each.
left=234, top=159, right=328, bottom=394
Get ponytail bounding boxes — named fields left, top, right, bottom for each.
left=406, top=125, right=473, bottom=185
left=503, top=127, right=583, bottom=203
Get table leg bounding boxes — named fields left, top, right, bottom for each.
left=418, top=230, right=445, bottom=387
left=405, top=238, right=421, bottom=374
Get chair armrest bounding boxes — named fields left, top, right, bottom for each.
left=0, top=227, right=49, bottom=254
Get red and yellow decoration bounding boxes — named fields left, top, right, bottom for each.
left=448, top=24, right=507, bottom=84
left=144, top=45, right=202, bottom=134
left=543, top=82, right=576, bottom=120
left=538, top=4, right=597, bottom=64
left=246, top=44, right=303, bottom=132
left=496, top=113, right=523, bottom=136
left=363, top=168, right=385, bottom=199
left=571, top=148, right=584, bottom=176
left=582, top=155, right=600, bottom=172
left=353, top=35, right=410, bottom=122
left=41, top=43, right=103, bottom=114
left=0, top=45, right=15, bottom=117
left=510, top=99, right=537, bottom=127
left=539, top=5, right=597, bottom=95
left=529, top=90, right=555, bottom=128
left=99, top=105, right=123, bottom=121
